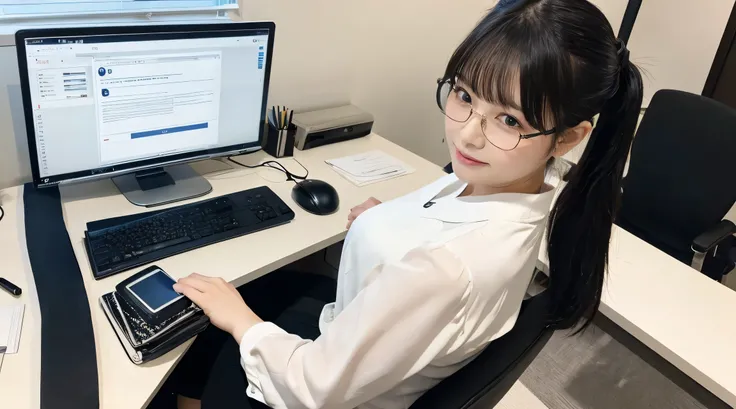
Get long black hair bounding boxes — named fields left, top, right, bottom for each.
left=442, top=0, right=644, bottom=331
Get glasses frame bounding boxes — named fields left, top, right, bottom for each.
left=435, top=77, right=556, bottom=151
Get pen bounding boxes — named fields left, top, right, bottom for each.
left=281, top=109, right=287, bottom=129
left=272, top=106, right=278, bottom=128
left=287, top=109, right=294, bottom=129
left=0, top=277, right=22, bottom=296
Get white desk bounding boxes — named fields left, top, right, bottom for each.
left=0, top=179, right=42, bottom=408
left=603, top=226, right=736, bottom=406
left=535, top=223, right=736, bottom=407
left=1, top=134, right=551, bottom=409
left=4, top=132, right=734, bottom=408
left=70, top=135, right=448, bottom=408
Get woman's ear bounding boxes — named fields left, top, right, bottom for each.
left=552, top=120, right=593, bottom=158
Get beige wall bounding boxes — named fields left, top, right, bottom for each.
left=345, top=0, right=493, bottom=165
left=235, top=1, right=353, bottom=111
left=235, top=0, right=493, bottom=165
left=0, top=45, right=29, bottom=190
left=626, top=0, right=735, bottom=105
left=234, top=0, right=736, bottom=163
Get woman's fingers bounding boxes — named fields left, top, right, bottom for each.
left=178, top=275, right=214, bottom=293
left=173, top=282, right=206, bottom=305
left=347, top=197, right=382, bottom=228
left=190, top=272, right=218, bottom=283
left=347, top=206, right=364, bottom=220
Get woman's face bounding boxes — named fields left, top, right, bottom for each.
left=444, top=80, right=556, bottom=192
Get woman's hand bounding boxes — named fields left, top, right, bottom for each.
left=174, top=273, right=263, bottom=342
left=347, top=197, right=381, bottom=229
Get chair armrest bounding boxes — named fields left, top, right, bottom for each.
left=692, top=220, right=736, bottom=253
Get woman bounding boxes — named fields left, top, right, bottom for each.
left=170, top=0, right=643, bottom=408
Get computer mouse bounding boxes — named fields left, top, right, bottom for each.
left=291, top=179, right=340, bottom=215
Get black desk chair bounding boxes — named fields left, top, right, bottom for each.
left=617, top=89, right=736, bottom=281
left=409, top=290, right=552, bottom=409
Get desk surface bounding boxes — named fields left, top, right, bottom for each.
left=603, top=227, right=736, bottom=406
left=1, top=134, right=448, bottom=409
left=2, top=133, right=735, bottom=408
left=0, top=179, right=41, bottom=408
left=535, top=224, right=736, bottom=407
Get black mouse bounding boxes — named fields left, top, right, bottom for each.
left=291, top=179, right=340, bottom=215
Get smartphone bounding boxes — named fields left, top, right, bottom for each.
left=125, top=267, right=184, bottom=314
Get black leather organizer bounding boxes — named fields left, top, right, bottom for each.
left=99, top=265, right=210, bottom=364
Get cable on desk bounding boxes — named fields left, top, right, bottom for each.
left=228, top=156, right=320, bottom=210
left=0, top=205, right=4, bottom=222
left=227, top=157, right=309, bottom=185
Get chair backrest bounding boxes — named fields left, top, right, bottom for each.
left=409, top=291, right=552, bottom=409
left=618, top=90, right=736, bottom=260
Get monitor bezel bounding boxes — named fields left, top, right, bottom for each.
left=15, top=22, right=275, bottom=188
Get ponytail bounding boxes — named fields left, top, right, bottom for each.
left=546, top=41, right=644, bottom=331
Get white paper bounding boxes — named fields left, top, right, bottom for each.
left=325, top=150, right=415, bottom=186
left=0, top=304, right=24, bottom=354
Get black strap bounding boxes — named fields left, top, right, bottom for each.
left=24, top=183, right=99, bottom=409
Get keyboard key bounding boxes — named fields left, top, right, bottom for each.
left=198, top=228, right=214, bottom=237
left=132, top=236, right=191, bottom=257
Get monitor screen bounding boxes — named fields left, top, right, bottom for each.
left=16, top=23, right=274, bottom=187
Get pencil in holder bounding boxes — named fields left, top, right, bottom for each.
left=263, top=123, right=296, bottom=158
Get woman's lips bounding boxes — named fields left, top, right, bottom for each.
left=455, top=149, right=486, bottom=166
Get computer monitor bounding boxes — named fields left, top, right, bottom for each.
left=15, top=22, right=275, bottom=206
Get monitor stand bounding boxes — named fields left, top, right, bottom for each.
left=112, top=164, right=212, bottom=207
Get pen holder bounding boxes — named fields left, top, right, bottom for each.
left=263, top=123, right=296, bottom=158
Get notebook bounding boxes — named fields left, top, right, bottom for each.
left=0, top=304, right=24, bottom=354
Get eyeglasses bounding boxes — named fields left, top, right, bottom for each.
left=436, top=78, right=556, bottom=151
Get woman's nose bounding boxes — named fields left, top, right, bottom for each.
left=458, top=116, right=486, bottom=149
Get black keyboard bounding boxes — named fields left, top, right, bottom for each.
left=84, top=186, right=295, bottom=279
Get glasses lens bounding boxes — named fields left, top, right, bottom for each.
left=483, top=119, right=522, bottom=151
left=438, top=81, right=471, bottom=123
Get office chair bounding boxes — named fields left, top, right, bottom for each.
left=617, top=89, right=736, bottom=281
left=409, top=290, right=552, bottom=409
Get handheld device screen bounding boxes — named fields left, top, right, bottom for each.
left=127, top=269, right=183, bottom=312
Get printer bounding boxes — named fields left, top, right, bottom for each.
left=292, top=105, right=374, bottom=150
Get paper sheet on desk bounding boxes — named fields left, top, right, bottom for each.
left=0, top=304, right=24, bottom=354
left=325, top=150, right=415, bottom=186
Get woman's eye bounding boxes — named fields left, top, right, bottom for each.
left=500, top=115, right=520, bottom=128
left=456, top=89, right=472, bottom=104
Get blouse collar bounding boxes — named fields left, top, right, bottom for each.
left=417, top=159, right=567, bottom=225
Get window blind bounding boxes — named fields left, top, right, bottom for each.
left=0, top=0, right=238, bottom=20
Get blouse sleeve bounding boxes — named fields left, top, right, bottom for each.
left=238, top=245, right=471, bottom=409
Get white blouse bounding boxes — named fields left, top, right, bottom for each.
left=239, top=166, right=561, bottom=409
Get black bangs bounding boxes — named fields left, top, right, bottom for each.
left=444, top=5, right=575, bottom=133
